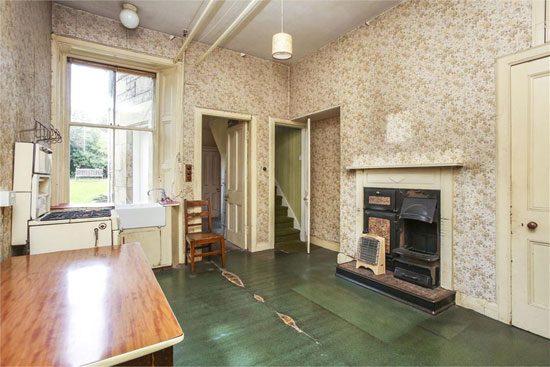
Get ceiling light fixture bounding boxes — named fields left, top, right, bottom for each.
left=272, top=0, right=292, bottom=60
left=120, top=3, right=139, bottom=29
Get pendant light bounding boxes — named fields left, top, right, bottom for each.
left=272, top=0, right=293, bottom=60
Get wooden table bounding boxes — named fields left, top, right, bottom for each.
left=0, top=244, right=183, bottom=366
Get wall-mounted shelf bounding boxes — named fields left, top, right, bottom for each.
left=346, top=163, right=464, bottom=170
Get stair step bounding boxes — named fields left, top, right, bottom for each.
left=276, top=207, right=288, bottom=216
left=276, top=221, right=293, bottom=230
left=275, top=216, right=293, bottom=224
left=276, top=240, right=307, bottom=249
left=275, top=228, right=300, bottom=243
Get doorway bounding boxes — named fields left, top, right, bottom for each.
left=269, top=107, right=341, bottom=255
left=274, top=123, right=307, bottom=253
left=269, top=118, right=310, bottom=253
left=201, top=117, right=223, bottom=234
left=194, top=108, right=257, bottom=251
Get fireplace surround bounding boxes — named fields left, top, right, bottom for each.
left=348, top=165, right=461, bottom=291
left=335, top=165, right=461, bottom=313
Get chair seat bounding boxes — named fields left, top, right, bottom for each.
left=186, top=232, right=224, bottom=244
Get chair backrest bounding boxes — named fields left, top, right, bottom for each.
left=184, top=199, right=213, bottom=234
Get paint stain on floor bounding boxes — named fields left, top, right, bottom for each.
left=253, top=294, right=265, bottom=303
left=221, top=270, right=244, bottom=287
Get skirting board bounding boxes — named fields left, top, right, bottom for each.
left=455, top=292, right=501, bottom=322
left=253, top=241, right=271, bottom=252
left=311, top=236, right=339, bottom=252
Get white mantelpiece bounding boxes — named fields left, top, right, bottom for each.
left=349, top=166, right=459, bottom=291
left=346, top=162, right=464, bottom=170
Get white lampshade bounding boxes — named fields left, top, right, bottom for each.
left=120, top=4, right=139, bottom=29
left=272, top=32, right=293, bottom=60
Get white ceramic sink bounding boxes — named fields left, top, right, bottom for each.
left=114, top=203, right=166, bottom=229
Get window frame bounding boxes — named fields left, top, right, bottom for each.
left=66, top=57, right=158, bottom=204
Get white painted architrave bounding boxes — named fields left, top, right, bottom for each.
left=193, top=108, right=258, bottom=252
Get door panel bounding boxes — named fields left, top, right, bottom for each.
left=226, top=122, right=247, bottom=248
left=202, top=147, right=221, bottom=217
left=158, top=65, right=183, bottom=198
left=511, top=56, right=550, bottom=338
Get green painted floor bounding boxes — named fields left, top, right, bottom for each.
left=155, top=248, right=550, bottom=366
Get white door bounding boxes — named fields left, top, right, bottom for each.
left=202, top=147, right=221, bottom=217
left=510, top=56, right=550, bottom=338
left=305, top=118, right=311, bottom=253
left=226, top=122, right=247, bottom=248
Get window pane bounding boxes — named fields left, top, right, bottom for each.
left=70, top=126, right=112, bottom=203
left=114, top=130, right=153, bottom=204
left=115, top=72, right=154, bottom=128
left=70, top=63, right=114, bottom=124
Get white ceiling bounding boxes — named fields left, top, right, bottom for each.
left=55, top=0, right=401, bottom=64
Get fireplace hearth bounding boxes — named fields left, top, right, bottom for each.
left=364, top=188, right=441, bottom=288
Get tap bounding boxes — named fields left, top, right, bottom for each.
left=147, top=187, right=167, bottom=202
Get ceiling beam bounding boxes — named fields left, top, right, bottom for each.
left=195, top=0, right=262, bottom=66
left=173, top=0, right=217, bottom=63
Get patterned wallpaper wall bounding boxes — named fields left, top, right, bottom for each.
left=52, top=3, right=289, bottom=245
left=290, top=0, right=531, bottom=302
left=310, top=116, right=340, bottom=244
left=0, top=1, right=52, bottom=261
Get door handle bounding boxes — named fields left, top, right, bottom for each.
left=527, top=221, right=538, bottom=230
left=94, top=228, right=99, bottom=247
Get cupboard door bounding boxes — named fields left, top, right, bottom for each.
left=30, top=220, right=112, bottom=255
left=121, top=228, right=161, bottom=267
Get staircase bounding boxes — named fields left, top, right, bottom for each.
left=275, top=192, right=307, bottom=250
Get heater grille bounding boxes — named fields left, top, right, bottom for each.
left=358, top=236, right=380, bottom=265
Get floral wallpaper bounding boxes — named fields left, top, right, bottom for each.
left=52, top=3, right=289, bottom=245
left=310, top=116, right=340, bottom=244
left=290, top=0, right=532, bottom=302
left=0, top=1, right=52, bottom=261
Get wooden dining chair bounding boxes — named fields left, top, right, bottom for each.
left=184, top=199, right=226, bottom=274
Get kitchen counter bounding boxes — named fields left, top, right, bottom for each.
left=0, top=244, right=183, bottom=366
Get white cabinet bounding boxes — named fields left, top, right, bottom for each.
left=121, top=228, right=162, bottom=267
left=118, top=206, right=174, bottom=268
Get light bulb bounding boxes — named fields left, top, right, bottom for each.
left=120, top=4, right=139, bottom=29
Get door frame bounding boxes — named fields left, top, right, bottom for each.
left=268, top=117, right=308, bottom=250
left=495, top=43, right=550, bottom=324
left=194, top=107, right=257, bottom=251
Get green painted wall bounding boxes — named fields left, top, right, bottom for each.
left=275, top=125, right=302, bottom=224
